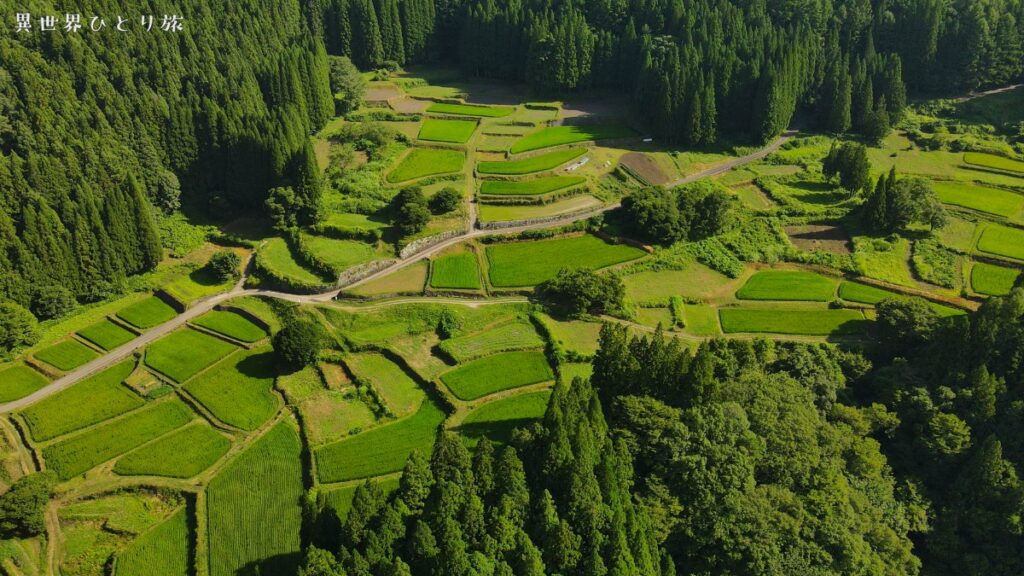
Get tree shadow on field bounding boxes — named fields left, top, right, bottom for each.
left=458, top=418, right=537, bottom=445
left=235, top=552, right=302, bottom=576
left=235, top=351, right=277, bottom=379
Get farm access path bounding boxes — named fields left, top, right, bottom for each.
left=0, top=130, right=798, bottom=414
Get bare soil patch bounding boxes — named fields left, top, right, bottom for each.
left=366, top=84, right=402, bottom=102
left=620, top=152, right=670, bottom=185
left=785, top=225, right=853, bottom=255
left=390, top=98, right=430, bottom=113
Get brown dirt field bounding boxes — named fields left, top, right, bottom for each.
left=620, top=152, right=670, bottom=185
left=785, top=225, right=853, bottom=255
left=366, top=85, right=402, bottom=102
left=320, top=362, right=351, bottom=390
left=390, top=98, right=430, bottom=113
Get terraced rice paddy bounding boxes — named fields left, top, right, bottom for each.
left=21, top=360, right=140, bottom=441
left=440, top=351, right=553, bottom=400
left=719, top=308, right=870, bottom=336
left=426, top=102, right=514, bottom=117
left=430, top=252, right=481, bottom=290
left=259, top=238, right=327, bottom=285
left=977, top=224, right=1024, bottom=261
left=344, top=353, right=424, bottom=417
left=479, top=176, right=586, bottom=196
left=387, top=147, right=466, bottom=183
left=932, top=181, right=1024, bottom=218
left=192, top=311, right=267, bottom=343
left=182, top=348, right=279, bottom=431
left=964, top=152, right=1024, bottom=174
left=459, top=390, right=552, bottom=444
left=510, top=124, right=636, bottom=154
left=0, top=365, right=48, bottom=403
left=113, top=508, right=191, bottom=576
left=116, top=296, right=178, bottom=329
left=77, top=320, right=137, bottom=351
left=33, top=339, right=98, bottom=371
left=144, top=329, right=238, bottom=383
left=971, top=262, right=1022, bottom=296
left=736, top=270, right=837, bottom=302
left=485, top=234, right=646, bottom=287
left=438, top=320, right=544, bottom=363
left=477, top=148, right=586, bottom=175
left=838, top=282, right=900, bottom=305
left=418, top=118, right=478, bottom=143
left=114, top=422, right=231, bottom=478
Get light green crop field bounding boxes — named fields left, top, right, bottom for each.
left=441, top=351, right=554, bottom=400
left=33, top=339, right=98, bottom=372
left=226, top=297, right=280, bottom=333
left=350, top=260, right=429, bottom=296
left=854, top=237, right=916, bottom=287
left=116, top=296, right=178, bottom=330
left=301, top=234, right=384, bottom=271
left=719, top=308, right=870, bottom=336
left=560, top=362, right=593, bottom=383
left=77, top=320, right=136, bottom=351
left=964, top=152, right=1024, bottom=174
left=427, top=102, right=514, bottom=117
left=684, top=305, right=721, bottom=336
left=736, top=271, right=837, bottom=302
left=977, top=224, right=1024, bottom=261
left=193, top=311, right=267, bottom=343
left=0, top=365, right=48, bottom=403
left=839, top=282, right=898, bottom=305
left=21, top=360, right=140, bottom=442
left=430, top=253, right=481, bottom=290
left=113, top=508, right=190, bottom=576
left=479, top=176, right=586, bottom=196
left=145, top=329, right=238, bottom=383
left=418, top=118, right=478, bottom=143
left=971, top=262, right=1022, bottom=296
left=207, top=422, right=303, bottom=576
left=486, top=234, right=646, bottom=287
left=459, top=390, right=552, bottom=445
left=510, top=124, right=637, bottom=154
left=43, top=399, right=194, bottom=480
left=322, top=478, right=401, bottom=523
left=344, top=353, right=424, bottom=417
left=932, top=181, right=1024, bottom=218
left=162, top=267, right=234, bottom=306
left=438, top=320, right=544, bottom=363
left=114, top=422, right=231, bottom=478
left=477, top=194, right=602, bottom=222
left=315, top=400, right=445, bottom=483
left=477, top=148, right=586, bottom=175
left=387, top=148, right=466, bottom=183
left=536, top=313, right=603, bottom=356
left=183, top=347, right=278, bottom=431
left=260, top=238, right=326, bottom=284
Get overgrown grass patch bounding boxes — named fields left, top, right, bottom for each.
left=441, top=351, right=553, bottom=400
left=193, top=311, right=267, bottom=343
left=114, top=422, right=231, bottom=478
left=510, top=125, right=636, bottom=154
left=964, top=152, right=1024, bottom=174
left=933, top=181, right=1024, bottom=218
left=349, top=260, right=428, bottom=296
left=344, top=353, right=424, bottom=417
left=427, top=102, right=514, bottom=117
left=77, top=320, right=136, bottom=351
left=430, top=253, right=481, bottom=290
left=485, top=234, right=645, bottom=287
left=477, top=148, right=586, bottom=175
left=977, top=224, right=1024, bottom=261
left=33, top=339, right=98, bottom=372
left=971, top=262, right=1022, bottom=296
left=183, top=347, right=278, bottom=431
left=438, top=321, right=544, bottom=363
left=459, top=390, right=551, bottom=445
left=735, top=270, right=837, bottom=302
left=145, top=329, right=238, bottom=383
left=719, top=308, right=870, bottom=336
left=114, top=508, right=191, bottom=576
left=387, top=148, right=466, bottom=183
left=684, top=305, right=721, bottom=336
left=0, top=365, right=48, bottom=403
left=480, top=176, right=586, bottom=196
left=260, top=238, right=328, bottom=285
left=116, top=297, right=178, bottom=330
left=536, top=314, right=603, bottom=356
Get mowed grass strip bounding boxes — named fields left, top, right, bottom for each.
left=736, top=271, right=837, bottom=302
left=77, top=319, right=137, bottom=351
left=21, top=360, right=140, bottom=442
left=344, top=353, right=424, bottom=417
left=42, top=399, right=194, bottom=480
left=315, top=400, right=445, bottom=483
left=480, top=176, right=586, bottom=196
left=145, top=329, right=238, bottom=383
left=417, top=118, right=478, bottom=143
left=207, top=422, right=303, bottom=576
left=932, top=181, right=1024, bottom=218
left=0, top=365, right=48, bottom=403
left=477, top=148, right=586, bottom=175
left=977, top=224, right=1024, bottom=261
left=116, top=296, right=178, bottom=329
left=113, top=508, right=191, bottom=576
left=459, top=390, right=551, bottom=445
left=971, top=262, right=1022, bottom=296
left=193, top=311, right=267, bottom=343
left=114, top=422, right=231, bottom=478
left=510, top=124, right=637, bottom=154
left=430, top=253, right=481, bottom=290
left=441, top=351, right=553, bottom=400
left=964, top=152, right=1024, bottom=174
left=387, top=148, right=466, bottom=183
left=183, top=347, right=279, bottom=431
left=719, top=308, right=870, bottom=336
left=426, top=102, right=514, bottom=118
left=485, top=234, right=646, bottom=287
left=438, top=320, right=544, bottom=363
left=33, top=339, right=99, bottom=372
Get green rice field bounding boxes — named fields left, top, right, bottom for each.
left=206, top=422, right=303, bottom=576
left=387, top=148, right=466, bottom=183
left=426, top=102, right=514, bottom=118
left=838, top=282, right=899, bottom=305
left=33, top=339, right=98, bottom=371
left=477, top=194, right=602, bottom=222
left=932, top=181, right=1024, bottom=218
left=438, top=320, right=544, bottom=363
left=193, top=311, right=267, bottom=343
left=113, top=508, right=191, bottom=576
left=314, top=400, right=445, bottom=483
left=719, top=308, right=870, bottom=336
left=977, top=224, right=1024, bottom=261
left=145, top=329, right=238, bottom=383
left=77, top=320, right=137, bottom=351
left=21, top=360, right=140, bottom=441
left=0, top=365, right=48, bottom=403
left=43, top=399, right=194, bottom=480
left=459, top=390, right=551, bottom=444
left=260, top=238, right=327, bottom=285
left=440, top=351, right=553, bottom=400
left=486, top=234, right=645, bottom=287
left=117, top=296, right=178, bottom=330
left=182, top=348, right=279, bottom=431
left=684, top=305, right=721, bottom=336
left=114, top=422, right=231, bottom=478
left=510, top=124, right=637, bottom=154
left=479, top=176, right=586, bottom=196
left=477, top=148, right=586, bottom=175
left=971, top=262, right=1022, bottom=296
left=344, top=353, right=424, bottom=417
left=418, top=118, right=478, bottom=143
left=736, top=270, right=837, bottom=302
left=430, top=253, right=481, bottom=290
left=964, top=152, right=1024, bottom=174
left=300, top=234, right=384, bottom=272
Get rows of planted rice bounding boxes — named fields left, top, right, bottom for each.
left=437, top=320, right=544, bottom=363
left=440, top=351, right=554, bottom=400
left=113, top=508, right=191, bottom=576
left=838, top=281, right=900, bottom=305
left=386, top=148, right=466, bottom=183
left=932, top=181, right=1024, bottom=218
left=476, top=147, right=586, bottom=175
left=114, top=422, right=231, bottom=478
left=42, top=399, right=195, bottom=480
left=116, top=296, right=178, bottom=329
left=430, top=252, right=482, bottom=290
left=963, top=152, right=1024, bottom=174
left=314, top=400, right=445, bottom=483
left=736, top=270, right=837, bottom=302
left=971, top=262, right=1022, bottom=296
left=77, top=319, right=137, bottom=351
left=479, top=176, right=586, bottom=196
left=192, top=311, right=267, bottom=343
left=344, top=353, right=425, bottom=417
left=977, top=224, right=1024, bottom=261
left=0, top=365, right=48, bottom=403
left=458, top=390, right=552, bottom=445
left=206, top=422, right=303, bottom=576
left=509, top=124, right=637, bottom=154
left=485, top=234, right=646, bottom=287
left=426, top=102, right=514, bottom=118
left=477, top=195, right=603, bottom=222
left=182, top=347, right=279, bottom=431
left=21, top=360, right=141, bottom=441
left=417, top=118, right=478, bottom=143
left=33, top=339, right=98, bottom=371
left=144, top=328, right=238, bottom=383
left=719, top=308, right=871, bottom=336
